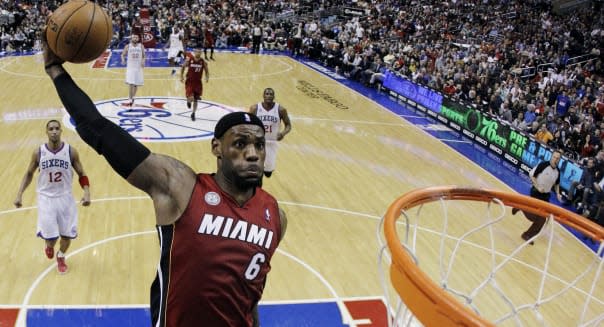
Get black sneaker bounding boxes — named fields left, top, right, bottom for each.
left=187, top=101, right=191, bottom=109
left=511, top=208, right=519, bottom=215
left=191, top=113, right=196, bottom=121
left=521, top=233, right=534, bottom=245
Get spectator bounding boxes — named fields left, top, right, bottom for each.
left=581, top=173, right=604, bottom=219
left=535, top=123, right=554, bottom=145
left=1, top=28, right=10, bottom=51
left=512, top=112, right=528, bottom=131
left=499, top=100, right=513, bottom=123
left=567, top=156, right=596, bottom=204
left=524, top=103, right=538, bottom=126
left=361, top=56, right=381, bottom=85
left=555, top=89, right=572, bottom=117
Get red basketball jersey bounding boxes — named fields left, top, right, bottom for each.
left=151, top=173, right=282, bottom=327
left=185, top=56, right=206, bottom=83
left=204, top=28, right=215, bottom=47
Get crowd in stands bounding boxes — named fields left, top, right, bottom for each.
left=2, top=0, right=604, bottom=226
left=0, top=0, right=49, bottom=52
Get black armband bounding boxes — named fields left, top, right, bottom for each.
left=76, top=118, right=150, bottom=179
left=52, top=73, right=104, bottom=123
left=52, top=73, right=150, bottom=179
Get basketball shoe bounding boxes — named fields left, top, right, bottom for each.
left=45, top=246, right=54, bottom=259
left=57, top=256, right=68, bottom=274
left=521, top=232, right=534, bottom=245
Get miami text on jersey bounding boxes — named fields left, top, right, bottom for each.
left=198, top=213, right=275, bottom=249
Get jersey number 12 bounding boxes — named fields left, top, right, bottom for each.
left=48, top=172, right=63, bottom=182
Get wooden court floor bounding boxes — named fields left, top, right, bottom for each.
left=0, top=52, right=602, bottom=326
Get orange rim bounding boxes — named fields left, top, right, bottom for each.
left=384, top=186, right=604, bottom=326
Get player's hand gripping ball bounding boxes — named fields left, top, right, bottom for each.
left=46, top=0, right=113, bottom=63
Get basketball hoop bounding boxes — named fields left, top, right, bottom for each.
left=378, top=186, right=604, bottom=326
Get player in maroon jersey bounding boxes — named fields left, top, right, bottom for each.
left=42, top=31, right=287, bottom=327
left=203, top=22, right=215, bottom=60
left=180, top=48, right=209, bottom=121
left=131, top=16, right=144, bottom=43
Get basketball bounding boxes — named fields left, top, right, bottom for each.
left=46, top=0, right=113, bottom=63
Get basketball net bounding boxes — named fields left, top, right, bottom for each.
left=378, top=187, right=604, bottom=327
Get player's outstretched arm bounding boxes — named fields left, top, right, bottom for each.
left=180, top=57, right=189, bottom=83
left=14, top=148, right=39, bottom=208
left=70, top=146, right=91, bottom=206
left=278, top=207, right=288, bottom=240
left=121, top=44, right=128, bottom=65
left=42, top=35, right=196, bottom=225
left=277, top=106, right=292, bottom=141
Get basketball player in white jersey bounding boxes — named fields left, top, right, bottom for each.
left=248, top=88, right=292, bottom=178
left=164, top=25, right=184, bottom=75
left=14, top=120, right=91, bottom=274
left=121, top=34, right=145, bottom=106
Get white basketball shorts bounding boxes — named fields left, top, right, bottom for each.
left=125, top=67, right=144, bottom=86
left=168, top=47, right=183, bottom=59
left=264, top=140, right=279, bottom=172
left=36, top=193, right=78, bottom=239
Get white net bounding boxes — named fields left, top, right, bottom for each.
left=378, top=189, right=604, bottom=327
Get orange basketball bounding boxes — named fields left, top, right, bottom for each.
left=46, top=0, right=113, bottom=63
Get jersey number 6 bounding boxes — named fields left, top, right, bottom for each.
left=244, top=253, right=266, bottom=280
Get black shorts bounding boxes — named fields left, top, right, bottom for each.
left=530, top=186, right=551, bottom=202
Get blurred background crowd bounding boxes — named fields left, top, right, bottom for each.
left=2, top=0, right=604, bottom=225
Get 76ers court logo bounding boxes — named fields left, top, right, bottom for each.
left=62, top=97, right=237, bottom=142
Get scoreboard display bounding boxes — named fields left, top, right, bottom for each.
left=382, top=72, right=583, bottom=191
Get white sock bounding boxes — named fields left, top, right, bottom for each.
left=57, top=251, right=65, bottom=258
